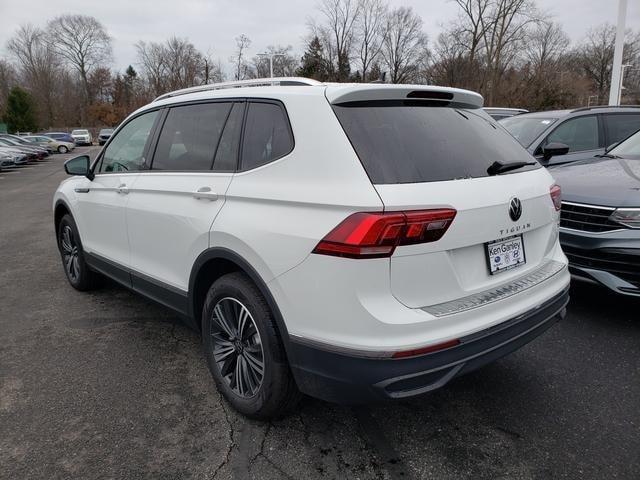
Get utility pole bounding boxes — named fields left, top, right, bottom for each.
left=609, top=0, right=628, bottom=105
left=257, top=53, right=285, bottom=78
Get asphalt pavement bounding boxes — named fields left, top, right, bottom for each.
left=1, top=149, right=638, bottom=479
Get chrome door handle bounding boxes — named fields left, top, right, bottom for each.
left=193, top=186, right=218, bottom=201
left=117, top=184, right=129, bottom=195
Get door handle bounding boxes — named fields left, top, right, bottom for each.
left=193, top=186, right=218, bottom=201
left=117, top=184, right=129, bottom=195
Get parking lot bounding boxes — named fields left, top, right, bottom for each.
left=0, top=147, right=638, bottom=479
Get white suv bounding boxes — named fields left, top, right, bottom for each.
left=54, top=78, right=570, bottom=418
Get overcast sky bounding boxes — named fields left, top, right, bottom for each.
left=1, top=0, right=639, bottom=77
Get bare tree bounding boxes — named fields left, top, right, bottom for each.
left=451, top=0, right=492, bottom=89
left=522, top=21, right=570, bottom=109
left=46, top=15, right=112, bottom=106
left=314, top=0, right=361, bottom=81
left=355, top=0, right=387, bottom=82
left=580, top=23, right=640, bottom=103
left=231, top=34, right=252, bottom=80
left=381, top=7, right=429, bottom=84
left=7, top=24, right=60, bottom=126
left=135, top=41, right=167, bottom=97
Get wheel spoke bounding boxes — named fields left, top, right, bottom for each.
left=237, top=307, right=250, bottom=339
left=72, top=256, right=80, bottom=279
left=213, top=343, right=235, bottom=363
left=234, top=355, right=245, bottom=396
left=244, top=348, right=264, bottom=377
left=213, top=304, right=235, bottom=338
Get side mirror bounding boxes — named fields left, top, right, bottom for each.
left=542, top=142, right=570, bottom=161
left=64, top=155, right=94, bottom=180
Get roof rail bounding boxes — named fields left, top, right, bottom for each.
left=571, top=104, right=640, bottom=113
left=153, top=77, right=323, bottom=102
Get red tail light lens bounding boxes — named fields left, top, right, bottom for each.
left=312, top=209, right=457, bottom=259
left=550, top=184, right=561, bottom=211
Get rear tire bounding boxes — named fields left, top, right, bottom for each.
left=57, top=214, right=100, bottom=291
left=202, top=272, right=301, bottom=419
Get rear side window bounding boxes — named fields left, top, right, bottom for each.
left=543, top=116, right=599, bottom=152
left=333, top=101, right=538, bottom=184
left=153, top=103, right=232, bottom=171
left=604, top=114, right=640, bottom=145
left=213, top=103, right=243, bottom=171
left=241, top=102, right=293, bottom=170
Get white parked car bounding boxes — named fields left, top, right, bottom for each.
left=71, top=129, right=92, bottom=146
left=53, top=78, right=569, bottom=418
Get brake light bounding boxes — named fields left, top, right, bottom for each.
left=550, top=184, right=561, bottom=211
left=312, top=209, right=457, bottom=259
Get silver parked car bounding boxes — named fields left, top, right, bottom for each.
left=71, top=129, right=93, bottom=146
left=22, top=135, right=75, bottom=154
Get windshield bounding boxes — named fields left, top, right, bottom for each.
left=100, top=129, right=114, bottom=134
left=609, top=129, right=640, bottom=158
left=500, top=116, right=558, bottom=147
left=72, top=130, right=89, bottom=135
left=333, top=100, right=539, bottom=184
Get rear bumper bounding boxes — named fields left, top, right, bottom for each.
left=560, top=228, right=640, bottom=296
left=288, top=287, right=569, bottom=404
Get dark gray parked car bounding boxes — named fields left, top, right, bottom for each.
left=552, top=130, right=640, bottom=296
left=98, top=128, right=114, bottom=146
left=500, top=106, right=640, bottom=167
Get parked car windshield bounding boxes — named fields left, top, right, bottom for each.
left=609, top=130, right=640, bottom=158
left=333, top=100, right=539, bottom=184
left=100, top=129, right=114, bottom=135
left=500, top=116, right=558, bottom=148
left=72, top=130, right=89, bottom=135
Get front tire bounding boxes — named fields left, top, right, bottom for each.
left=202, top=272, right=301, bottom=419
left=57, top=214, right=100, bottom=291
left=58, top=145, right=68, bottom=154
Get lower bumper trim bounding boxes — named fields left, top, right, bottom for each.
left=288, top=288, right=569, bottom=404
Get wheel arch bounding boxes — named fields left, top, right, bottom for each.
left=54, top=199, right=72, bottom=234
left=189, top=248, right=293, bottom=355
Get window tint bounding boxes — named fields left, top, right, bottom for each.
left=241, top=102, right=293, bottom=170
left=100, top=110, right=159, bottom=172
left=153, top=103, right=232, bottom=171
left=604, top=114, right=640, bottom=145
left=213, top=103, right=243, bottom=171
left=544, top=116, right=599, bottom=152
left=333, top=101, right=539, bottom=184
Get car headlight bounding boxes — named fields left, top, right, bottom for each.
left=609, top=208, right=640, bottom=228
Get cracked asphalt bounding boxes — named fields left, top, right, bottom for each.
left=1, top=148, right=639, bottom=479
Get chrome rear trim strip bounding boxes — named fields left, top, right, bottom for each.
left=422, top=260, right=566, bottom=317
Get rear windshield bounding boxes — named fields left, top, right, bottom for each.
left=500, top=116, right=557, bottom=147
left=333, top=100, right=539, bottom=184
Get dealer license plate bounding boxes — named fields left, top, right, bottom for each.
left=485, top=235, right=526, bottom=275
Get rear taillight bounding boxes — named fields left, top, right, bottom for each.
left=312, top=209, right=457, bottom=259
left=550, top=184, right=561, bottom=211
left=392, top=338, right=460, bottom=359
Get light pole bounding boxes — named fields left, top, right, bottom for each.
left=257, top=53, right=285, bottom=78
left=609, top=0, right=628, bottom=105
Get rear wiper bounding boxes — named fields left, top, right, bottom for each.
left=487, top=160, right=536, bottom=176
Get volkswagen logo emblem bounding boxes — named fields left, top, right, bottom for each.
left=509, top=197, right=522, bottom=221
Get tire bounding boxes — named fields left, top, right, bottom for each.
left=202, top=272, right=301, bottom=419
left=58, top=145, right=68, bottom=154
left=57, top=214, right=100, bottom=291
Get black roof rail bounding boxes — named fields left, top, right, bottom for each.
left=571, top=105, right=640, bottom=113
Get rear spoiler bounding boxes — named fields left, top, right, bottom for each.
left=325, top=84, right=483, bottom=108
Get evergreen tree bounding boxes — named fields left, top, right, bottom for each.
left=4, top=86, right=37, bottom=133
left=297, top=37, right=328, bottom=81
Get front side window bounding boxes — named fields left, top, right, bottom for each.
left=604, top=114, right=640, bottom=145
left=241, top=102, right=293, bottom=170
left=543, top=116, right=599, bottom=153
left=152, top=103, right=232, bottom=171
left=100, top=110, right=159, bottom=173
